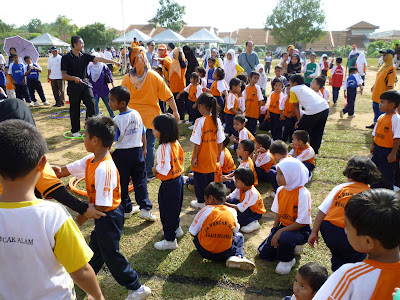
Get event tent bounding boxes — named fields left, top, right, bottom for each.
left=29, top=33, right=69, bottom=47
left=184, top=28, right=223, bottom=43
left=151, top=29, right=184, bottom=43
left=112, top=29, right=151, bottom=44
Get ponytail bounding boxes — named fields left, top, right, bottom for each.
left=197, top=93, right=218, bottom=127
left=211, top=96, right=217, bottom=127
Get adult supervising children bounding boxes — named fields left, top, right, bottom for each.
left=47, top=46, right=65, bottom=107
left=61, top=35, right=120, bottom=137
left=238, top=41, right=260, bottom=76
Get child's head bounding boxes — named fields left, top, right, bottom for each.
left=249, top=71, right=260, bottom=85
left=222, top=134, right=230, bottom=148
left=322, top=56, right=327, bottom=61
left=267, top=51, right=271, bottom=56
left=109, top=86, right=130, bottom=111
left=207, top=57, right=216, bottom=68
left=237, top=139, right=255, bottom=159
left=345, top=189, right=400, bottom=253
left=24, top=55, right=32, bottom=65
left=213, top=67, right=225, bottom=80
left=276, top=157, right=309, bottom=188
left=233, top=114, right=247, bottom=132
left=204, top=182, right=227, bottom=205
left=197, top=93, right=218, bottom=125
left=154, top=66, right=163, bottom=76
left=0, top=120, right=47, bottom=182
left=281, top=52, right=288, bottom=60
left=331, top=52, right=335, bottom=57
left=272, top=77, right=283, bottom=92
left=309, top=53, right=316, bottom=63
left=237, top=72, right=248, bottom=84
left=379, top=90, right=400, bottom=113
left=349, top=67, right=358, bottom=75
left=196, top=66, right=206, bottom=77
left=84, top=116, right=116, bottom=151
left=255, top=134, right=271, bottom=151
left=274, top=65, right=282, bottom=77
left=189, top=72, right=199, bottom=84
left=336, top=57, right=342, bottom=65
left=270, top=140, right=288, bottom=162
left=293, top=263, right=328, bottom=300
left=152, top=113, right=179, bottom=144
left=229, top=78, right=241, bottom=94
left=289, top=73, right=305, bottom=87
left=310, top=75, right=326, bottom=91
left=234, top=167, right=255, bottom=189
left=292, top=130, right=309, bottom=147
left=11, top=54, right=19, bottom=64
left=343, top=156, right=380, bottom=185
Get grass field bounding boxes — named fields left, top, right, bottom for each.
left=25, top=57, right=398, bottom=300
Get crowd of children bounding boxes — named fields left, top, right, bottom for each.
left=0, top=42, right=400, bottom=300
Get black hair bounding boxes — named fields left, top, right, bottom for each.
left=168, top=42, right=175, bottom=49
left=96, top=47, right=101, bottom=52
left=204, top=182, right=227, bottom=202
left=272, top=77, right=283, bottom=88
left=298, top=263, right=329, bottom=293
left=153, top=113, right=179, bottom=144
left=322, top=56, right=327, bottom=60
left=71, top=35, right=82, bottom=48
left=255, top=134, right=271, bottom=150
left=233, top=114, right=247, bottom=124
left=245, top=41, right=253, bottom=47
left=24, top=55, right=31, bottom=61
left=336, top=57, right=343, bottom=64
left=110, top=86, right=130, bottom=106
left=289, top=73, right=305, bottom=85
left=343, top=156, right=380, bottom=185
left=223, top=134, right=230, bottom=148
left=240, top=81, right=246, bottom=92
left=293, top=130, right=309, bottom=144
left=85, top=116, right=116, bottom=148
left=310, top=53, right=316, bottom=57
left=133, top=37, right=137, bottom=40
left=0, top=120, right=47, bottom=181
left=349, top=67, right=358, bottom=74
left=274, top=65, right=282, bottom=70
left=214, top=67, right=225, bottom=80
left=189, top=72, right=199, bottom=82
left=229, top=77, right=241, bottom=90
left=345, top=189, right=400, bottom=249
left=196, top=66, right=206, bottom=76
left=237, top=72, right=248, bottom=83
left=380, top=90, right=400, bottom=108
left=269, top=140, right=288, bottom=155
left=207, top=57, right=216, bottom=63
left=239, top=139, right=255, bottom=155
left=197, top=93, right=218, bottom=126
left=147, top=41, right=155, bottom=46
left=154, top=66, right=163, bottom=73
left=281, top=52, right=288, bottom=57
left=234, top=167, right=255, bottom=186
left=10, top=54, right=18, bottom=60
left=313, top=75, right=326, bottom=89
left=249, top=71, right=260, bottom=79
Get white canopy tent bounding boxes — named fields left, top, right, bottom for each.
left=151, top=29, right=184, bottom=44
left=112, top=28, right=152, bottom=44
left=29, top=33, right=69, bottom=47
left=184, top=28, right=224, bottom=44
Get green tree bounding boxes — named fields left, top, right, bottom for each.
left=28, top=19, right=43, bottom=33
left=153, top=0, right=185, bottom=32
left=367, top=40, right=392, bottom=57
left=265, top=0, right=326, bottom=45
left=51, top=15, right=78, bottom=41
left=77, top=23, right=119, bottom=49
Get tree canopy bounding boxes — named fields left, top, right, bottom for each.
left=153, top=0, right=186, bottom=32
left=265, top=0, right=326, bottom=46
left=28, top=19, right=43, bottom=33
left=77, top=23, right=120, bottom=49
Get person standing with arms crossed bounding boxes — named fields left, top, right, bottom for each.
left=48, top=46, right=65, bottom=107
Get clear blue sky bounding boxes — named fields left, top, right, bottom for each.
left=2, top=0, right=398, bottom=33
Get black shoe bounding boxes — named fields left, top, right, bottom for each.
left=365, top=124, right=375, bottom=129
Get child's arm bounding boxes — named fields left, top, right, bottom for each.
left=388, top=138, right=400, bottom=163
left=24, top=66, right=32, bottom=76
left=69, top=263, right=104, bottom=300
left=224, top=202, right=239, bottom=211
left=191, top=144, right=200, bottom=167
left=271, top=222, right=307, bottom=248
left=308, top=209, right=326, bottom=248
left=142, top=132, right=147, bottom=158
left=176, top=89, right=185, bottom=99
left=52, top=166, right=71, bottom=178
left=230, top=134, right=239, bottom=144
left=273, top=213, right=280, bottom=228
left=358, top=84, right=363, bottom=95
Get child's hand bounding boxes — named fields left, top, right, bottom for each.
left=192, top=103, right=196, bottom=109
left=191, top=157, right=198, bottom=168
left=307, top=75, right=311, bottom=79
left=295, top=121, right=299, bottom=129
left=387, top=152, right=396, bottom=163
left=176, top=93, right=180, bottom=99
left=258, top=147, right=266, bottom=153
left=221, top=175, right=229, bottom=182
left=392, top=288, right=399, bottom=298
left=289, top=142, right=295, bottom=149
left=279, top=113, right=286, bottom=121
left=152, top=166, right=158, bottom=175
left=308, top=232, right=319, bottom=248
left=229, top=135, right=236, bottom=143
left=370, top=143, right=375, bottom=154
left=76, top=214, right=89, bottom=226
left=271, top=230, right=282, bottom=248
left=287, top=112, right=294, bottom=118
left=344, top=94, right=347, bottom=99
left=52, top=165, right=63, bottom=178
left=360, top=88, right=363, bottom=95
left=142, top=148, right=147, bottom=158
left=83, top=204, right=106, bottom=220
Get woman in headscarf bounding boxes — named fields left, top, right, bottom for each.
left=121, top=46, right=179, bottom=179
left=287, top=54, right=302, bottom=78
left=87, top=57, right=114, bottom=117
left=157, top=44, right=173, bottom=83
left=203, top=49, right=211, bottom=68
left=183, top=45, right=199, bottom=86
left=355, top=52, right=367, bottom=85
left=224, top=49, right=244, bottom=85
left=169, top=47, right=187, bottom=123
left=211, top=48, right=224, bottom=69
left=300, top=51, right=307, bottom=67
left=366, top=49, right=396, bottom=129
left=255, top=64, right=267, bottom=92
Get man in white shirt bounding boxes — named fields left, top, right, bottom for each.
left=47, top=46, right=65, bottom=107
left=104, top=48, right=114, bottom=72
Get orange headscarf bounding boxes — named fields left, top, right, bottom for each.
left=158, top=44, right=169, bottom=58
left=170, top=47, right=186, bottom=80
left=129, top=46, right=149, bottom=90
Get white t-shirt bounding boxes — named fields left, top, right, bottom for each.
left=228, top=186, right=260, bottom=212
left=104, top=51, right=113, bottom=60
left=190, top=117, right=225, bottom=145
left=156, top=141, right=182, bottom=176
left=289, top=146, right=315, bottom=162
left=239, top=128, right=253, bottom=142
left=242, top=84, right=264, bottom=102
left=238, top=96, right=245, bottom=113
left=184, top=83, right=203, bottom=99
left=254, top=151, right=273, bottom=168
left=318, top=182, right=354, bottom=214
left=113, top=109, right=145, bottom=149
left=215, top=80, right=228, bottom=94
left=47, top=54, right=63, bottom=80
left=318, top=88, right=330, bottom=103
left=290, top=84, right=329, bottom=115
left=226, top=93, right=237, bottom=111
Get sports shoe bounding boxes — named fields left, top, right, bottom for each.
left=124, top=205, right=140, bottom=219
left=182, top=175, right=189, bottom=185
left=178, top=120, right=186, bottom=124
left=126, top=285, right=151, bottom=300
left=28, top=102, right=34, bottom=107
left=33, top=101, right=40, bottom=107
left=275, top=258, right=296, bottom=275
left=147, top=175, right=156, bottom=182
left=230, top=144, right=235, bottom=150
left=188, top=125, right=194, bottom=130
left=308, top=172, right=313, bottom=181
left=393, top=185, right=400, bottom=192
left=365, top=124, right=375, bottom=129
left=139, top=209, right=157, bottom=222
left=339, top=110, right=343, bottom=118
left=43, top=101, right=51, bottom=106
left=270, top=191, right=276, bottom=198
left=162, top=226, right=184, bottom=238
left=348, top=114, right=356, bottom=118
left=240, top=220, right=261, bottom=233
left=226, top=256, right=255, bottom=270
left=154, top=239, right=178, bottom=250
left=294, top=245, right=304, bottom=256
left=71, top=132, right=81, bottom=137
left=190, top=200, right=205, bottom=209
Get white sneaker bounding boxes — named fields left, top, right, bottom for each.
left=190, top=200, right=206, bottom=209
left=126, top=285, right=151, bottom=300
left=43, top=101, right=51, bottom=106
left=230, top=144, right=235, bottom=150
left=348, top=114, right=356, bottom=118
left=188, top=125, right=194, bottom=130
left=240, top=220, right=261, bottom=233
left=124, top=205, right=140, bottom=219
left=339, top=110, right=343, bottom=118
left=71, top=132, right=81, bottom=137
left=275, top=258, right=296, bottom=275
left=393, top=185, right=400, bottom=192
left=154, top=239, right=178, bottom=250
left=28, top=102, right=34, bottom=107
left=182, top=175, right=189, bottom=184
left=226, top=256, right=255, bottom=270
left=308, top=172, right=313, bottom=181
left=178, top=120, right=185, bottom=124
left=139, top=209, right=157, bottom=222
left=33, top=101, right=40, bottom=106
left=294, top=245, right=304, bottom=256
left=146, top=175, right=156, bottom=182
left=270, top=191, right=276, bottom=198
left=162, top=226, right=184, bottom=238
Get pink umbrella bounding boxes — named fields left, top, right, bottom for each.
left=3, top=35, right=39, bottom=63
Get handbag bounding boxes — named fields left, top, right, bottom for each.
left=104, top=66, right=112, bottom=84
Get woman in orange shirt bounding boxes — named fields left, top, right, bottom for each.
left=169, top=47, right=187, bottom=124
left=157, top=44, right=172, bottom=84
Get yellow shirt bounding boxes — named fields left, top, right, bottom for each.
left=372, top=66, right=396, bottom=103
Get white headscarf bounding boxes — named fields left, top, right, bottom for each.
left=356, top=53, right=367, bottom=74
left=224, top=49, right=238, bottom=85
left=256, top=63, right=267, bottom=90
left=319, top=54, right=328, bottom=65
left=87, top=53, right=104, bottom=83
left=203, top=49, right=211, bottom=67
left=277, top=157, right=309, bottom=191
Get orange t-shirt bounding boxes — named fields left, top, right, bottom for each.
left=188, top=83, right=199, bottom=102
left=238, top=186, right=266, bottom=214
left=162, top=56, right=172, bottom=82
left=254, top=150, right=276, bottom=173
left=214, top=162, right=222, bottom=182
left=283, top=94, right=294, bottom=117
left=169, top=66, right=186, bottom=93
left=268, top=92, right=281, bottom=115
left=373, top=113, right=400, bottom=148
left=210, top=80, right=221, bottom=97
left=121, top=70, right=173, bottom=129
left=220, top=148, right=236, bottom=174
left=155, top=141, right=184, bottom=181
left=6, top=74, right=14, bottom=90
left=239, top=158, right=258, bottom=186
left=371, top=66, right=396, bottom=103
left=224, top=92, right=239, bottom=115
left=292, top=145, right=315, bottom=166
left=244, top=85, right=261, bottom=119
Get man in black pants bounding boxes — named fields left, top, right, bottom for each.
left=61, top=35, right=120, bottom=137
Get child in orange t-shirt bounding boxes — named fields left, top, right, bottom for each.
left=225, top=167, right=266, bottom=233
left=308, top=156, right=380, bottom=271
left=265, top=77, right=285, bottom=141
left=252, top=134, right=277, bottom=191
left=208, top=67, right=228, bottom=122
left=190, top=93, right=225, bottom=209
left=177, top=72, right=203, bottom=127
left=289, top=130, right=315, bottom=176
left=243, top=71, right=264, bottom=135
left=258, top=157, right=311, bottom=275
left=281, top=85, right=296, bottom=143
left=224, top=78, right=242, bottom=136
left=152, top=114, right=185, bottom=251
left=189, top=182, right=255, bottom=270
left=230, top=114, right=255, bottom=150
